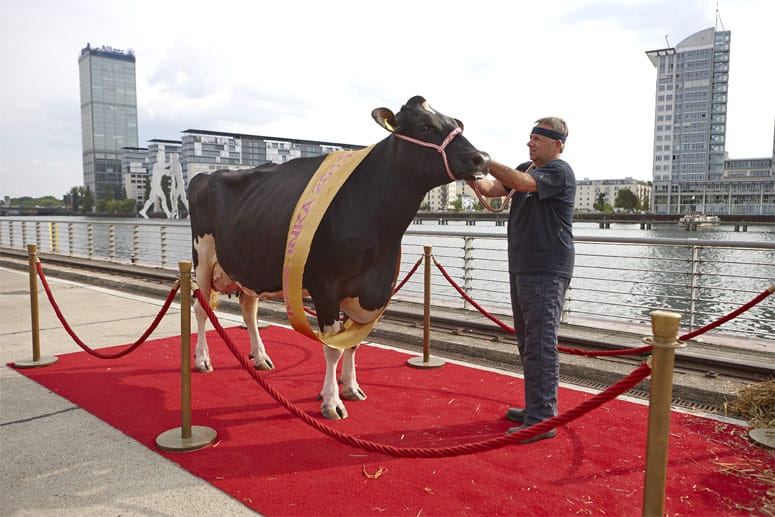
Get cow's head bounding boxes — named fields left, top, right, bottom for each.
left=372, top=96, right=489, bottom=183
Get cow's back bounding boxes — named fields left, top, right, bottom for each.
left=188, top=157, right=326, bottom=290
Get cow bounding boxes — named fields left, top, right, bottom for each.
left=188, top=95, right=489, bottom=419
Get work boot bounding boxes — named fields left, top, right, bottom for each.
left=506, top=424, right=557, bottom=444
left=505, top=407, right=525, bottom=422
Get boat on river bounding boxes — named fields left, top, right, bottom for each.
left=678, top=213, right=721, bottom=228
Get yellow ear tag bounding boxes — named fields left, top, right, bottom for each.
left=384, top=120, right=394, bottom=132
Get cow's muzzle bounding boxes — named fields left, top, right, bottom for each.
left=468, top=151, right=490, bottom=180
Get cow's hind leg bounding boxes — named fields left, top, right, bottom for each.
left=239, top=294, right=274, bottom=370
left=193, top=278, right=214, bottom=373
left=340, top=344, right=366, bottom=401
left=192, top=235, right=216, bottom=373
left=320, top=340, right=348, bottom=420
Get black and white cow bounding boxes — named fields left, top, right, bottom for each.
left=188, top=96, right=489, bottom=419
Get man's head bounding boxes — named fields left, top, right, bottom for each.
left=527, top=117, right=568, bottom=167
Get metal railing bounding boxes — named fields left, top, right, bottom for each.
left=398, top=231, right=774, bottom=340
left=1, top=218, right=773, bottom=340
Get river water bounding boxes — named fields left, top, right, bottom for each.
left=2, top=215, right=773, bottom=340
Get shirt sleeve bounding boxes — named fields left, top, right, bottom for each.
left=529, top=161, right=568, bottom=200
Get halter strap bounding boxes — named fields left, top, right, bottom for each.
left=392, top=127, right=463, bottom=182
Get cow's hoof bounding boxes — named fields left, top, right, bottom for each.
left=249, top=354, right=275, bottom=371
left=321, top=404, right=348, bottom=420
left=195, top=362, right=213, bottom=373
left=341, top=387, right=367, bottom=401
left=253, top=358, right=274, bottom=371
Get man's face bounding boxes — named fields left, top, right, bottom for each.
left=527, top=126, right=561, bottom=165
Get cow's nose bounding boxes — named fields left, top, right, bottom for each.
left=473, top=152, right=490, bottom=170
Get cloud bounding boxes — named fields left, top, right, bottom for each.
left=1, top=0, right=773, bottom=199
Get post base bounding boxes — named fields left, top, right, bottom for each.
left=156, top=426, right=217, bottom=452
left=13, top=356, right=58, bottom=369
left=407, top=356, right=445, bottom=369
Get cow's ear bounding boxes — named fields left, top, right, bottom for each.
left=372, top=108, right=399, bottom=133
left=455, top=118, right=465, bottom=131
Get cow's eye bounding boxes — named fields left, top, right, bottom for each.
left=421, top=125, right=432, bottom=133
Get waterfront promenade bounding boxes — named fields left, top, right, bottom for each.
left=0, top=267, right=256, bottom=515
left=1, top=259, right=770, bottom=515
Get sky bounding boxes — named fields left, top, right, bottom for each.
left=1, top=0, right=773, bottom=199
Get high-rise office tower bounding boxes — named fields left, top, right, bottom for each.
left=78, top=43, right=139, bottom=202
left=646, top=27, right=731, bottom=215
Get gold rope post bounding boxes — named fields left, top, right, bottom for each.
left=642, top=310, right=684, bottom=516
left=407, top=246, right=444, bottom=369
left=156, top=261, right=217, bottom=452
left=14, top=244, right=57, bottom=369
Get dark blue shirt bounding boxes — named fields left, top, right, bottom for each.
left=506, top=159, right=576, bottom=277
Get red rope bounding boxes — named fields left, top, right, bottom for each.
left=194, top=288, right=651, bottom=458
left=36, top=262, right=179, bottom=359
left=433, top=256, right=651, bottom=356
left=393, top=255, right=423, bottom=295
left=679, top=287, right=773, bottom=341
left=432, top=256, right=516, bottom=334
left=558, top=344, right=655, bottom=356
left=432, top=257, right=773, bottom=357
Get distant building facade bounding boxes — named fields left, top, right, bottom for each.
left=116, top=131, right=364, bottom=217
left=120, top=146, right=148, bottom=206
left=575, top=178, right=652, bottom=211
left=78, top=43, right=139, bottom=202
left=421, top=183, right=449, bottom=212
left=646, top=27, right=774, bottom=216
left=180, top=129, right=364, bottom=184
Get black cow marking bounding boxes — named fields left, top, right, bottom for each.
left=188, top=95, right=489, bottom=420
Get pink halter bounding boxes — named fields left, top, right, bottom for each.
left=392, top=126, right=462, bottom=182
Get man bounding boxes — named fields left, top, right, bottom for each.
left=470, top=117, right=575, bottom=443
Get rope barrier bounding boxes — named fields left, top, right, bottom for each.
left=392, top=255, right=424, bottom=295
left=433, top=256, right=650, bottom=356
left=431, top=255, right=773, bottom=356
left=35, top=261, right=180, bottom=359
left=678, top=286, right=773, bottom=341
left=432, top=255, right=516, bottom=334
left=194, top=287, right=651, bottom=458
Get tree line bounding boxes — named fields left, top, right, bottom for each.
left=6, top=186, right=136, bottom=216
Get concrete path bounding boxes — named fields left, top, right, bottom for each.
left=0, top=267, right=258, bottom=516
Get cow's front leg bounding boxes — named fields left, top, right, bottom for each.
left=320, top=334, right=347, bottom=420
left=239, top=293, right=274, bottom=370
left=340, top=344, right=366, bottom=401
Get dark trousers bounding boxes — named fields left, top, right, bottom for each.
left=509, top=272, right=570, bottom=425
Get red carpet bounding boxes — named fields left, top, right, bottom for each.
left=13, top=326, right=773, bottom=516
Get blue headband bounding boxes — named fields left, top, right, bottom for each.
left=531, top=126, right=566, bottom=143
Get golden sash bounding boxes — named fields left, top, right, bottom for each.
left=282, top=145, right=394, bottom=349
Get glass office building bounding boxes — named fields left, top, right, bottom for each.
left=646, top=28, right=731, bottom=215
left=78, top=44, right=139, bottom=202
left=647, top=28, right=774, bottom=216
